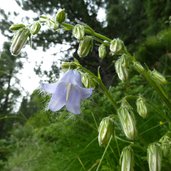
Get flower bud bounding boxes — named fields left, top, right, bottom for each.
left=120, top=146, right=134, bottom=171
left=133, top=61, right=144, bottom=73
left=30, top=21, right=41, bottom=35
left=98, top=44, right=107, bottom=59
left=136, top=96, right=148, bottom=118
left=77, top=36, right=93, bottom=58
left=159, top=132, right=171, bottom=157
left=147, top=143, right=162, bottom=171
left=55, top=9, right=66, bottom=23
left=150, top=69, right=167, bottom=85
left=81, top=73, right=96, bottom=88
left=72, top=24, right=85, bottom=40
left=110, top=38, right=125, bottom=55
left=115, top=54, right=129, bottom=81
left=9, top=24, right=25, bottom=31
left=118, top=100, right=137, bottom=140
left=10, top=28, right=30, bottom=56
left=61, top=62, right=78, bottom=70
left=98, top=117, right=114, bottom=146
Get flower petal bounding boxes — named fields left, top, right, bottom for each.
left=80, top=87, right=93, bottom=99
left=59, top=70, right=82, bottom=87
left=48, top=83, right=66, bottom=112
left=41, top=82, right=58, bottom=94
left=66, top=85, right=81, bottom=114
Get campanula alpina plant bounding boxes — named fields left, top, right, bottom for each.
left=41, top=69, right=93, bottom=114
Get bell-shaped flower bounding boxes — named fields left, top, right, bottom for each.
left=41, top=70, right=93, bottom=114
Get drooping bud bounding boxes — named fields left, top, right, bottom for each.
left=98, top=117, right=114, bottom=146
left=10, top=28, right=30, bottom=56
left=77, top=36, right=93, bottom=58
left=133, top=61, right=145, bottom=73
left=9, top=24, right=25, bottom=31
left=55, top=9, right=66, bottom=23
left=147, top=143, right=162, bottom=171
left=110, top=38, right=125, bottom=55
left=159, top=132, right=171, bottom=157
left=120, top=146, right=134, bottom=171
left=72, top=24, right=85, bottom=40
left=117, top=100, right=137, bottom=140
left=115, top=54, right=129, bottom=81
left=136, top=96, right=148, bottom=118
left=30, top=21, right=41, bottom=35
left=81, top=73, right=96, bottom=88
left=150, top=69, right=167, bottom=85
left=98, top=44, right=107, bottom=59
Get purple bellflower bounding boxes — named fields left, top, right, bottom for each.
left=41, top=70, right=93, bottom=114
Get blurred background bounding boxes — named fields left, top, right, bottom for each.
left=0, top=0, right=171, bottom=170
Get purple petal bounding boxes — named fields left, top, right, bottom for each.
left=48, top=83, right=66, bottom=112
left=41, top=82, right=58, bottom=94
left=66, top=85, right=81, bottom=114
left=59, top=70, right=83, bottom=87
left=80, top=87, right=93, bottom=99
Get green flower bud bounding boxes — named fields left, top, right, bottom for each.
left=61, top=62, right=78, bottom=70
left=118, top=100, right=137, bottom=140
left=110, top=38, right=125, bottom=55
left=55, top=9, right=66, bottom=23
left=98, top=117, right=114, bottom=146
left=159, top=132, right=171, bottom=157
left=72, top=24, right=85, bottom=40
left=147, top=143, right=162, bottom=171
left=150, top=69, right=167, bottom=85
left=10, top=28, right=30, bottom=56
left=120, top=146, right=134, bottom=171
left=133, top=61, right=144, bottom=73
left=81, top=73, right=96, bottom=88
left=30, top=21, right=41, bottom=35
left=77, top=36, right=93, bottom=58
left=98, top=44, right=107, bottom=59
left=9, top=24, right=25, bottom=31
left=136, top=96, right=148, bottom=118
left=115, top=54, right=129, bottom=81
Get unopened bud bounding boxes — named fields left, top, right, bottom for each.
left=10, top=28, right=30, bottom=56
left=147, top=143, right=162, bottom=171
left=133, top=61, right=144, bottom=73
left=98, top=44, right=107, bottom=59
left=120, top=146, right=134, bottom=171
left=30, top=21, right=41, bottom=35
left=136, top=96, right=147, bottom=118
left=150, top=69, right=167, bottom=84
left=56, top=9, right=66, bottom=23
left=98, top=117, right=114, bottom=146
left=159, top=132, right=171, bottom=157
left=72, top=24, right=85, bottom=40
left=81, top=73, right=96, bottom=88
left=9, top=24, right=25, bottom=31
left=115, top=54, right=129, bottom=81
left=77, top=36, right=93, bottom=58
left=61, top=62, right=78, bottom=70
left=118, top=100, right=137, bottom=140
left=110, top=38, right=125, bottom=55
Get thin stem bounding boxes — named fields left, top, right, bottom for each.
left=96, top=136, right=112, bottom=171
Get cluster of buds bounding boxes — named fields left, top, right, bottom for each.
left=120, top=146, right=134, bottom=171
left=117, top=99, right=137, bottom=140
left=149, top=69, right=167, bottom=85
left=147, top=143, right=162, bottom=171
left=115, top=54, right=129, bottom=81
left=98, top=117, right=114, bottom=146
left=77, top=36, right=93, bottom=58
left=136, top=96, right=148, bottom=118
left=159, top=132, right=171, bottom=157
left=110, top=38, right=125, bottom=55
